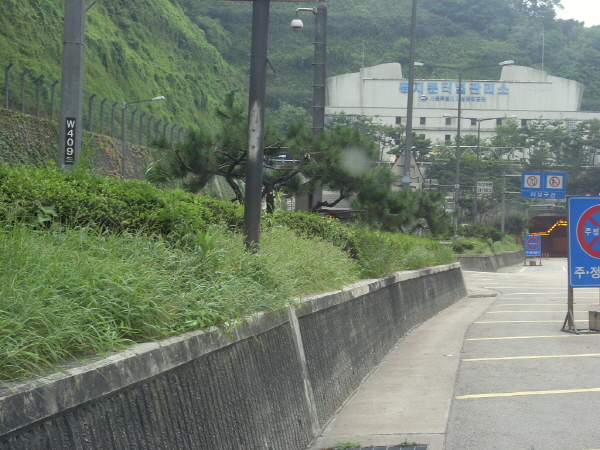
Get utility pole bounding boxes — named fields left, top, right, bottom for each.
left=309, top=0, right=327, bottom=208
left=403, top=0, right=418, bottom=190
left=58, top=0, right=86, bottom=169
left=244, top=0, right=270, bottom=251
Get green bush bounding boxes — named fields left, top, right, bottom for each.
left=352, top=228, right=455, bottom=278
left=0, top=164, right=244, bottom=235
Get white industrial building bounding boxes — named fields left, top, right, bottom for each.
left=325, top=63, right=597, bottom=148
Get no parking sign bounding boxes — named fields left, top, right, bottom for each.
left=525, top=236, right=541, bottom=257
left=568, top=196, right=600, bottom=287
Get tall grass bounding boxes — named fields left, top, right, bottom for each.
left=0, top=224, right=360, bottom=380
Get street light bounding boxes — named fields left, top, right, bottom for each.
left=121, top=95, right=165, bottom=178
left=291, top=0, right=327, bottom=208
left=415, top=60, right=514, bottom=226
left=446, top=114, right=517, bottom=222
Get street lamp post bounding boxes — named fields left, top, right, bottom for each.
left=415, top=60, right=514, bottom=226
left=403, top=0, right=418, bottom=190
left=121, top=96, right=165, bottom=178
left=291, top=0, right=327, bottom=208
left=446, top=114, right=517, bottom=222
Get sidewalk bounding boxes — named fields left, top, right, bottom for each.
left=307, top=275, right=499, bottom=450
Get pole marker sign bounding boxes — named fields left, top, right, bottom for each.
left=64, top=117, right=76, bottom=165
left=525, top=236, right=541, bottom=257
left=521, top=172, right=566, bottom=199
left=568, top=196, right=600, bottom=287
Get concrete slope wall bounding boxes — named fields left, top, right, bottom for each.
left=456, top=250, right=524, bottom=272
left=0, top=264, right=466, bottom=450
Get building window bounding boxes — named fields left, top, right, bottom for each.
left=496, top=118, right=503, bottom=125
left=521, top=119, right=528, bottom=127
left=565, top=119, right=577, bottom=130
left=445, top=134, right=451, bottom=142
left=420, top=117, right=426, bottom=125
left=445, top=117, right=452, bottom=126
left=395, top=116, right=402, bottom=125
left=470, top=119, right=477, bottom=126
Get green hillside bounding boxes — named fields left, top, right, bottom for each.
left=1, top=0, right=600, bottom=137
left=0, top=0, right=241, bottom=130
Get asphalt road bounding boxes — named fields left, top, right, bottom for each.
left=309, top=259, right=600, bottom=450
left=445, top=258, right=600, bottom=450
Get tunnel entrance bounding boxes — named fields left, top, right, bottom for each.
left=528, top=213, right=568, bottom=257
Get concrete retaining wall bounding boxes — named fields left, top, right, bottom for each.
left=456, top=250, right=525, bottom=272
left=0, top=263, right=467, bottom=450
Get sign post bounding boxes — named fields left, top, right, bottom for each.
left=565, top=196, right=600, bottom=333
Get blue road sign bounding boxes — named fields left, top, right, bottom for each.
left=521, top=172, right=566, bottom=199
left=525, top=236, right=542, bottom=257
left=568, top=196, right=600, bottom=287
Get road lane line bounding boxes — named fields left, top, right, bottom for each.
left=486, top=310, right=572, bottom=313
left=466, top=335, right=596, bottom=341
left=474, top=320, right=586, bottom=323
left=463, top=353, right=600, bottom=361
left=456, top=387, right=600, bottom=400
left=493, top=303, right=598, bottom=306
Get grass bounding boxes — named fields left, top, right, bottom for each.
left=0, top=224, right=360, bottom=380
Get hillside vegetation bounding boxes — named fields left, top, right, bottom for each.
left=0, top=165, right=457, bottom=379
left=0, top=0, right=240, bottom=130
left=1, top=0, right=600, bottom=137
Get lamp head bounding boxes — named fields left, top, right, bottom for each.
left=152, top=96, right=165, bottom=101
left=499, top=60, right=515, bottom=66
left=291, top=18, right=304, bottom=32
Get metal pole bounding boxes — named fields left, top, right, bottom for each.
left=50, top=80, right=59, bottom=120
left=35, top=74, right=44, bottom=117
left=309, top=0, right=327, bottom=208
left=147, top=116, right=153, bottom=145
left=110, top=101, right=117, bottom=138
left=121, top=103, right=127, bottom=178
left=4, top=62, right=13, bottom=109
left=403, top=0, right=418, bottom=190
left=244, top=0, right=270, bottom=252
left=501, top=172, right=506, bottom=245
left=454, top=69, right=463, bottom=227
left=312, top=0, right=326, bottom=137
left=100, top=98, right=107, bottom=135
left=20, top=69, right=30, bottom=113
left=58, top=0, right=85, bottom=169
left=130, top=108, right=138, bottom=143
left=473, top=119, right=482, bottom=222
left=139, top=112, right=146, bottom=145
left=88, top=93, right=96, bottom=131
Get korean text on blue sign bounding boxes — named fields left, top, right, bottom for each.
left=525, top=236, right=542, bottom=257
left=521, top=172, right=566, bottom=199
left=568, top=196, right=600, bottom=287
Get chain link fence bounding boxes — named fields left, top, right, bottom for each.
left=1, top=59, right=186, bottom=149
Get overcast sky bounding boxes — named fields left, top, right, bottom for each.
left=554, top=0, right=600, bottom=26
